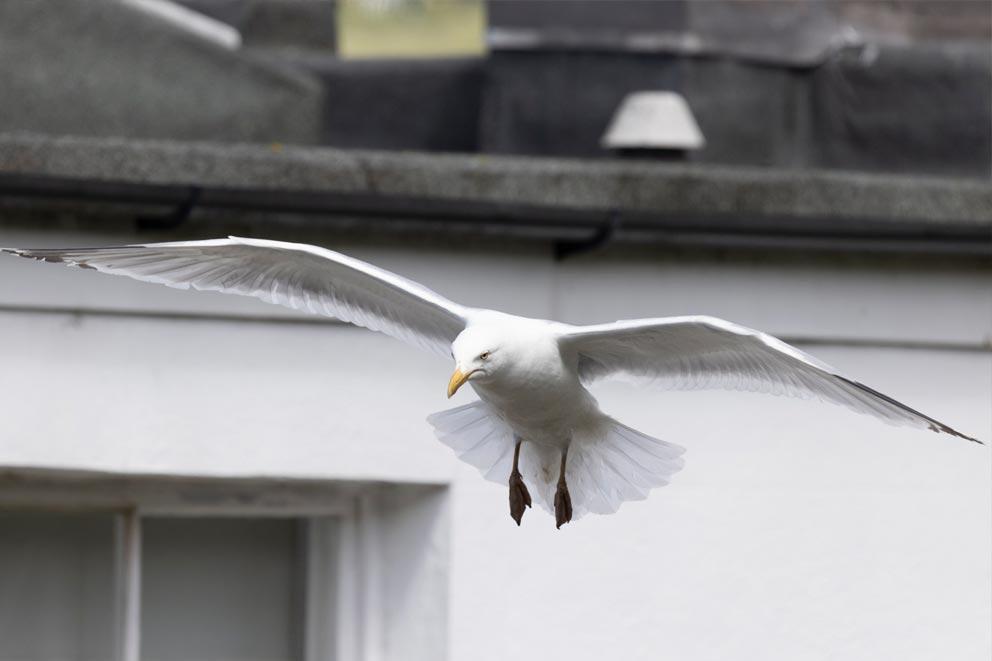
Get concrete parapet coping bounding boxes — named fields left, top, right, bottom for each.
left=0, top=133, right=989, bottom=255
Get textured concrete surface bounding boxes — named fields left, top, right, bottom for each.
left=1, top=133, right=990, bottom=231
left=0, top=0, right=323, bottom=145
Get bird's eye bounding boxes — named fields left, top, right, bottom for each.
left=479, top=351, right=491, bottom=361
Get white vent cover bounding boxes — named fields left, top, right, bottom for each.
left=601, top=91, right=705, bottom=150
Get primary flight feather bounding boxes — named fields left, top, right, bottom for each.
left=4, top=237, right=981, bottom=528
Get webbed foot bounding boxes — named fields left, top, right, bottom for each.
left=509, top=469, right=532, bottom=526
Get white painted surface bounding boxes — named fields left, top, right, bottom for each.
left=553, top=255, right=992, bottom=347
left=0, top=230, right=988, bottom=661
left=376, top=487, right=449, bottom=661
left=0, top=310, right=455, bottom=483
left=115, top=511, right=142, bottom=661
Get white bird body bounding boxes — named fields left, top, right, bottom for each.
left=3, top=237, right=981, bottom=527
left=456, top=313, right=594, bottom=449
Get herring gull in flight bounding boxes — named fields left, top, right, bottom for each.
left=3, top=237, right=981, bottom=528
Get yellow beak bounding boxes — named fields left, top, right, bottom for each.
left=447, top=367, right=473, bottom=398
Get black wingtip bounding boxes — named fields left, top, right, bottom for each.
left=928, top=422, right=984, bottom=445
left=2, top=248, right=99, bottom=269
left=7, top=250, right=67, bottom=265
left=835, top=375, right=984, bottom=445
left=4, top=247, right=45, bottom=258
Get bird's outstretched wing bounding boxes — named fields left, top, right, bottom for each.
left=558, top=315, right=981, bottom=443
left=3, top=237, right=469, bottom=356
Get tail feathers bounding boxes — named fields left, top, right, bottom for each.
left=426, top=400, right=517, bottom=482
left=566, top=419, right=686, bottom=518
left=427, top=402, right=686, bottom=521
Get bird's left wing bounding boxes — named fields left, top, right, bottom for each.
left=558, top=315, right=980, bottom=443
left=3, top=237, right=469, bottom=356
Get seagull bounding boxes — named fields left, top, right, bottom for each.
left=3, top=237, right=981, bottom=528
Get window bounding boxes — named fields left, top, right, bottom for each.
left=141, top=518, right=307, bottom=661
left=0, top=512, right=333, bottom=661
left=0, top=513, right=116, bottom=661
left=0, top=479, right=448, bottom=661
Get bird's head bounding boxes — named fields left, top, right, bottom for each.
left=448, top=327, right=503, bottom=397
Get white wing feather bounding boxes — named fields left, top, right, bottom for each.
left=559, top=315, right=980, bottom=443
left=2, top=237, right=469, bottom=356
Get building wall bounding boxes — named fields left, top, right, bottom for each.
left=0, top=228, right=988, bottom=660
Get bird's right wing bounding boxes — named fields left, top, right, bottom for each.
left=558, top=315, right=981, bottom=443
left=2, top=236, right=469, bottom=357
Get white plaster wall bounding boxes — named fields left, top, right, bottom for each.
left=448, top=348, right=991, bottom=661
left=552, top=256, right=992, bottom=346
left=0, top=311, right=456, bottom=483
left=0, top=230, right=989, bottom=660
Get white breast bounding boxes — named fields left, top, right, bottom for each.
left=467, top=319, right=600, bottom=446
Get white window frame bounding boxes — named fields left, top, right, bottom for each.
left=0, top=473, right=450, bottom=661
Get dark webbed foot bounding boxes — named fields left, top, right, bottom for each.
left=508, top=469, right=532, bottom=525
left=554, top=446, right=573, bottom=529
left=554, top=480, right=572, bottom=529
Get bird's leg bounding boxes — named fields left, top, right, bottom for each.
left=554, top=445, right=573, bottom=529
left=508, top=438, right=532, bottom=526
